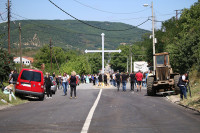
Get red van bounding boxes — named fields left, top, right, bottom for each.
left=15, top=68, right=45, bottom=100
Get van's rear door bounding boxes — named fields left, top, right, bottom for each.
left=20, top=70, right=33, bottom=91
left=30, top=72, right=43, bottom=93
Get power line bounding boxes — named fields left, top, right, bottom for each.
left=0, top=13, right=7, bottom=21
left=48, top=0, right=150, bottom=31
left=149, top=18, right=164, bottom=23
left=11, top=13, right=149, bottom=38
left=73, top=0, right=149, bottom=14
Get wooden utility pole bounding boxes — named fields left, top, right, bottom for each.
left=7, top=0, right=11, bottom=54
left=175, top=9, right=182, bottom=20
left=50, top=39, right=52, bottom=73
left=19, top=23, right=22, bottom=71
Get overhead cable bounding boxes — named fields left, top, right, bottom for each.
left=48, top=0, right=150, bottom=31
left=11, top=12, right=148, bottom=39
left=73, top=0, right=149, bottom=14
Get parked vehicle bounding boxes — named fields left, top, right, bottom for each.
left=147, top=52, right=179, bottom=96
left=15, top=68, right=45, bottom=100
left=44, top=76, right=57, bottom=94
left=50, top=76, right=57, bottom=94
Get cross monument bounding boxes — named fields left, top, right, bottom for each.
left=85, top=33, right=121, bottom=74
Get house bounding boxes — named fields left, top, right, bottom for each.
left=14, top=57, right=34, bottom=66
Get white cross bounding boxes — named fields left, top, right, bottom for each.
left=85, top=33, right=121, bottom=74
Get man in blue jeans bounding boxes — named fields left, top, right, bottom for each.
left=121, top=72, right=128, bottom=92
left=179, top=72, right=188, bottom=100
left=115, top=71, right=121, bottom=91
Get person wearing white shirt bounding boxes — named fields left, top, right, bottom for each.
left=62, top=72, right=68, bottom=96
left=179, top=73, right=189, bottom=100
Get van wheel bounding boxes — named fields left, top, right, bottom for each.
left=39, top=94, right=44, bottom=101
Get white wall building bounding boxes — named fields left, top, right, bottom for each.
left=14, top=57, right=33, bottom=66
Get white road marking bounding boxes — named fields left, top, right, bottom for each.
left=81, top=89, right=103, bottom=133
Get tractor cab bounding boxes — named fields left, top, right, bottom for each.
left=147, top=52, right=179, bottom=96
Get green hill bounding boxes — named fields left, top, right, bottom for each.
left=0, top=20, right=150, bottom=50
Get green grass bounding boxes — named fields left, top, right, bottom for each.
left=180, top=70, right=200, bottom=111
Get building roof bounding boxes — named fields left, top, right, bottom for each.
left=13, top=56, right=34, bottom=63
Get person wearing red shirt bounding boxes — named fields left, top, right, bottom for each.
left=135, top=70, right=143, bottom=92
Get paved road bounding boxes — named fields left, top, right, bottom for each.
left=0, top=83, right=200, bottom=133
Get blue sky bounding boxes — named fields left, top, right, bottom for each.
left=0, top=0, right=198, bottom=31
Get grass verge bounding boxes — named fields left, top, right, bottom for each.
left=0, top=82, right=28, bottom=107
left=180, top=69, right=200, bottom=112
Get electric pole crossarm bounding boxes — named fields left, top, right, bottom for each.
left=85, top=50, right=121, bottom=53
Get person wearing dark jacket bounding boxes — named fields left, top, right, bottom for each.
left=104, top=74, right=107, bottom=86
left=68, top=71, right=77, bottom=99
left=129, top=72, right=135, bottom=91
left=45, top=72, right=52, bottom=99
left=121, top=72, right=128, bottom=91
left=115, top=71, right=121, bottom=91
left=98, top=73, right=103, bottom=86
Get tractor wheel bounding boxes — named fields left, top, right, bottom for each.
left=174, top=75, right=180, bottom=94
left=147, top=77, right=156, bottom=96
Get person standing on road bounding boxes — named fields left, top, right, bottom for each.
left=115, top=71, right=121, bottom=91
left=98, top=73, right=103, bottom=86
left=179, top=72, right=188, bottom=100
left=113, top=72, right=116, bottom=87
left=93, top=74, right=96, bottom=86
left=104, top=74, right=107, bottom=86
left=121, top=72, right=128, bottom=91
left=129, top=71, right=136, bottom=91
left=62, top=72, right=68, bottom=96
left=68, top=71, right=77, bottom=99
left=52, top=72, right=56, bottom=79
left=135, top=70, right=143, bottom=92
left=55, top=75, right=59, bottom=90
left=9, top=70, right=19, bottom=90
left=45, top=72, right=52, bottom=99
left=58, top=73, right=62, bottom=89
left=110, top=74, right=113, bottom=85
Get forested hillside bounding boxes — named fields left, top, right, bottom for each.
left=0, top=20, right=149, bottom=50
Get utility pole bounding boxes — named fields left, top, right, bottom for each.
left=130, top=54, right=132, bottom=73
left=19, top=23, right=22, bottom=71
left=7, top=0, right=11, bottom=54
left=152, top=1, right=156, bottom=74
left=50, top=39, right=52, bottom=73
left=175, top=9, right=182, bottom=20
left=127, top=57, right=128, bottom=73
left=129, top=45, right=133, bottom=73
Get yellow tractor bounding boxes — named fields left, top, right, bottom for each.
left=147, top=52, right=179, bottom=96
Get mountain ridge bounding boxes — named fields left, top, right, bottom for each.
left=0, top=20, right=150, bottom=50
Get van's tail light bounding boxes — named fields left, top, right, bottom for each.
left=17, top=82, right=19, bottom=85
left=53, top=81, right=56, bottom=85
left=41, top=85, right=44, bottom=88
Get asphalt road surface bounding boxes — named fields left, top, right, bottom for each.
left=0, top=83, right=200, bottom=133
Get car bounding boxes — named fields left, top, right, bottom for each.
left=50, top=76, right=57, bottom=94
left=44, top=76, right=57, bottom=94
left=15, top=68, right=45, bottom=100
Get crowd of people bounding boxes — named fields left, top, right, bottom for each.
left=7, top=69, right=189, bottom=101
left=77, top=70, right=151, bottom=92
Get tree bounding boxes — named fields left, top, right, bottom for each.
left=33, top=44, right=67, bottom=72
left=0, top=48, right=15, bottom=81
